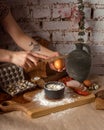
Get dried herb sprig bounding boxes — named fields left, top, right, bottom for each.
left=77, top=0, right=85, bottom=43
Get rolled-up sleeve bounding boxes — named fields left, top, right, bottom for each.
left=0, top=1, right=9, bottom=22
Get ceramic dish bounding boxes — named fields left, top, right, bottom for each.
left=44, top=81, right=65, bottom=99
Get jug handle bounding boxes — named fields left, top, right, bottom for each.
left=82, top=44, right=91, bottom=54
left=75, top=43, right=91, bottom=54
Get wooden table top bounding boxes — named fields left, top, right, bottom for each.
left=0, top=75, right=104, bottom=130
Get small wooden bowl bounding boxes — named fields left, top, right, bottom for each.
left=44, top=81, right=65, bottom=99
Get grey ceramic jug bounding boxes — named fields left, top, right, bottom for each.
left=65, top=43, right=91, bottom=82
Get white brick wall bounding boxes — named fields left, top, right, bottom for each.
left=85, top=0, right=104, bottom=5
left=84, top=8, right=91, bottom=19
left=1, top=0, right=104, bottom=75
left=52, top=3, right=71, bottom=18
left=43, top=21, right=78, bottom=30
left=88, top=21, right=104, bottom=31
left=94, top=9, right=104, bottom=20
left=33, top=6, right=51, bottom=19
left=40, top=0, right=78, bottom=4
left=91, top=32, right=104, bottom=43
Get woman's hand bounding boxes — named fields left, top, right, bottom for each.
left=44, top=52, right=65, bottom=72
left=49, top=58, right=65, bottom=72
left=11, top=51, right=48, bottom=72
left=1, top=3, right=65, bottom=72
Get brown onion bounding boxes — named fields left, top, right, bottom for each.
left=83, top=80, right=92, bottom=87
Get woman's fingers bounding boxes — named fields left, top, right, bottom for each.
left=11, top=51, right=62, bottom=72
left=22, top=63, right=29, bottom=71
left=11, top=51, right=39, bottom=71
left=31, top=52, right=48, bottom=59
left=49, top=62, right=65, bottom=72
left=23, top=53, right=38, bottom=72
left=49, top=62, right=60, bottom=71
left=27, top=53, right=38, bottom=66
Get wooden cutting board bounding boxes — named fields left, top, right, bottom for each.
left=0, top=88, right=95, bottom=118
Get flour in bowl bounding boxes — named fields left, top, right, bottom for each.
left=46, top=84, right=64, bottom=91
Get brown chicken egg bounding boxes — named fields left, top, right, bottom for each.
left=83, top=79, right=92, bottom=87
left=53, top=58, right=65, bottom=71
